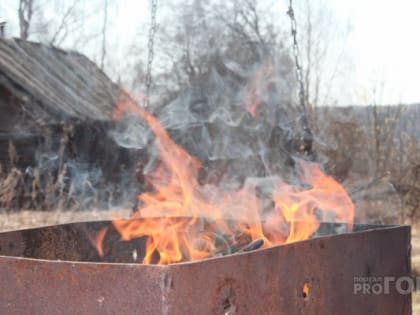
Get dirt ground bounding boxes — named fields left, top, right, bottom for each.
left=0, top=210, right=419, bottom=312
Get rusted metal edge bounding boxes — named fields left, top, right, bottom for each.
left=0, top=222, right=410, bottom=265
left=0, top=222, right=411, bottom=315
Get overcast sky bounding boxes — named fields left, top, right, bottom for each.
left=331, top=0, right=420, bottom=105
left=1, top=0, right=420, bottom=105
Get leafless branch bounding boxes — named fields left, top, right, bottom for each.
left=19, top=0, right=34, bottom=40
left=100, top=0, right=108, bottom=70
left=49, top=0, right=80, bottom=46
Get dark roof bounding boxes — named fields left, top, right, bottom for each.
left=0, top=38, right=120, bottom=123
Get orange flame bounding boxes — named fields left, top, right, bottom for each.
left=93, top=227, right=108, bottom=257
left=98, top=90, right=354, bottom=264
left=243, top=62, right=274, bottom=117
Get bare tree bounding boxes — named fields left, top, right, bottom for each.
left=19, top=0, right=34, bottom=40
left=295, top=0, right=351, bottom=127
left=142, top=0, right=290, bottom=101
left=28, top=0, right=107, bottom=52
left=364, top=80, right=404, bottom=178
left=48, top=0, right=80, bottom=46
left=100, top=0, right=108, bottom=70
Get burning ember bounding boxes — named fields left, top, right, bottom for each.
left=98, top=91, right=354, bottom=264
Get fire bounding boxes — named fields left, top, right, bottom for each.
left=97, top=90, right=354, bottom=264
left=243, top=61, right=274, bottom=117
left=93, top=227, right=108, bottom=257
left=303, top=282, right=310, bottom=299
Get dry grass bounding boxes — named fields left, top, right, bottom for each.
left=414, top=294, right=420, bottom=315
left=0, top=208, right=130, bottom=232
left=412, top=226, right=420, bottom=314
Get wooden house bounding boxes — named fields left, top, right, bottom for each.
left=0, top=38, right=135, bottom=210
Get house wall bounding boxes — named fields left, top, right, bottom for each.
left=0, top=85, right=15, bottom=133
left=0, top=88, right=139, bottom=210
left=0, top=84, right=42, bottom=171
